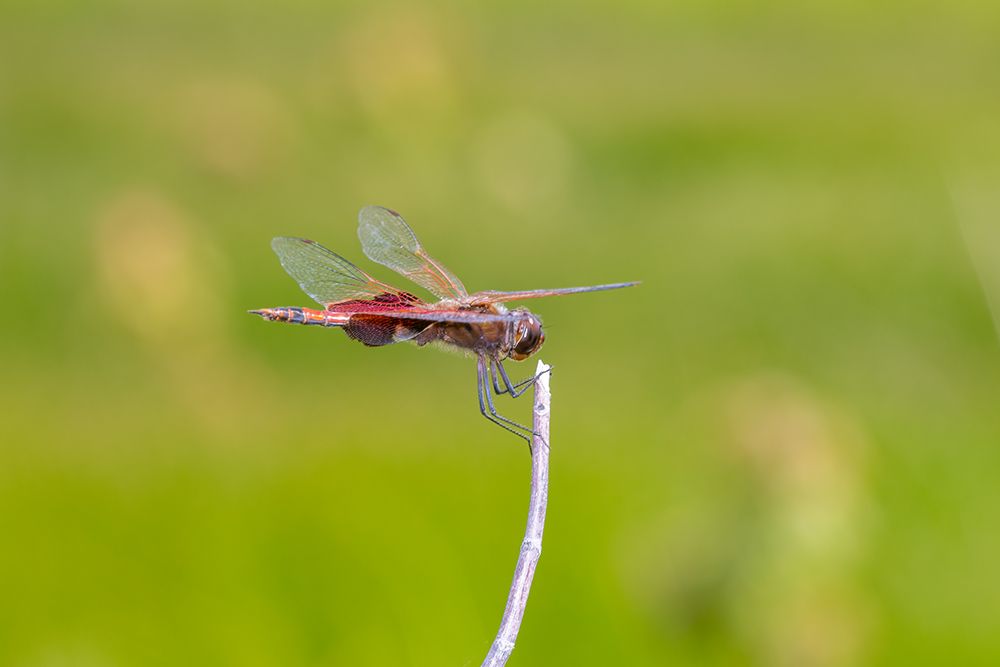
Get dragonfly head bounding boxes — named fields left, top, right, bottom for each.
left=509, top=311, right=545, bottom=361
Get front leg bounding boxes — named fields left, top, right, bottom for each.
left=477, top=356, right=533, bottom=444
left=492, top=358, right=550, bottom=399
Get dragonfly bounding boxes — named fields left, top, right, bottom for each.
left=250, top=206, right=638, bottom=442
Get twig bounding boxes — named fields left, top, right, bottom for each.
left=481, top=360, right=551, bottom=667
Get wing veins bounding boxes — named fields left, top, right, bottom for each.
left=358, top=206, right=468, bottom=300
left=271, top=236, right=415, bottom=307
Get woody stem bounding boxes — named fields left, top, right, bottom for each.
left=481, top=360, right=551, bottom=667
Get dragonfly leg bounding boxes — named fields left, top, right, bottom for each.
left=493, top=358, right=551, bottom=399
left=490, top=357, right=513, bottom=396
left=477, top=357, right=534, bottom=445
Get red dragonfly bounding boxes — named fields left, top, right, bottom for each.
left=251, top=206, right=638, bottom=441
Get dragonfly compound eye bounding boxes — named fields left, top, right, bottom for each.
left=510, top=316, right=545, bottom=361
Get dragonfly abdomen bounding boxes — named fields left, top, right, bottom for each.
left=249, top=307, right=349, bottom=327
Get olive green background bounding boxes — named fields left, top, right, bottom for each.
left=2, top=1, right=1000, bottom=665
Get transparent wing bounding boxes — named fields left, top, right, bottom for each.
left=358, top=206, right=468, bottom=300
left=271, top=236, right=416, bottom=307
left=335, top=307, right=523, bottom=324
left=470, top=281, right=640, bottom=304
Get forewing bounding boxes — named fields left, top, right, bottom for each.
left=470, top=281, right=640, bottom=304
left=339, top=307, right=522, bottom=324
left=271, top=236, right=412, bottom=307
left=358, top=206, right=468, bottom=300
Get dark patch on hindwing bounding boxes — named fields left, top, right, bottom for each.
left=343, top=315, right=429, bottom=347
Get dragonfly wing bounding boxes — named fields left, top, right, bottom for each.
left=332, top=306, right=523, bottom=324
left=358, top=206, right=468, bottom=300
left=342, top=314, right=432, bottom=347
left=470, top=281, right=640, bottom=304
left=271, top=236, right=416, bottom=307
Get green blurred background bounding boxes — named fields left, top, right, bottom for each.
left=2, top=1, right=1000, bottom=665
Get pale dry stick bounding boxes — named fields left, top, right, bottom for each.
left=481, top=360, right=551, bottom=667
